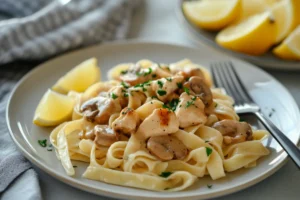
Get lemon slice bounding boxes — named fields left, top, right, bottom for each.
left=216, top=11, right=276, bottom=55
left=33, top=89, right=75, bottom=126
left=183, top=0, right=242, bottom=30
left=52, top=58, right=101, bottom=94
left=273, top=25, right=300, bottom=60
left=271, top=0, right=300, bottom=43
left=240, top=0, right=278, bottom=20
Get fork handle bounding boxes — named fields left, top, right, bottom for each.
left=255, top=111, right=300, bottom=169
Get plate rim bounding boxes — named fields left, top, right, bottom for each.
left=176, top=0, right=300, bottom=70
left=6, top=40, right=300, bottom=200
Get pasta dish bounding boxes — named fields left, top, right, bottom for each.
left=45, top=59, right=269, bottom=191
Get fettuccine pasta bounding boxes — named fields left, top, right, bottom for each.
left=48, top=59, right=269, bottom=191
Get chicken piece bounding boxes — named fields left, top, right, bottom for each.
left=108, top=85, right=128, bottom=108
left=183, top=76, right=213, bottom=107
left=151, top=75, right=184, bottom=102
left=112, top=107, right=140, bottom=135
left=80, top=96, right=122, bottom=124
left=136, top=108, right=179, bottom=139
left=94, top=125, right=119, bottom=147
left=212, top=120, right=253, bottom=145
left=128, top=90, right=147, bottom=109
left=175, top=92, right=207, bottom=128
left=147, top=135, right=188, bottom=161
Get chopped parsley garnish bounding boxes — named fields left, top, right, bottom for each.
left=168, top=98, right=180, bottom=111
left=134, top=81, right=151, bottom=92
left=38, top=139, right=47, bottom=147
left=206, top=147, right=213, bottom=156
left=166, top=77, right=172, bottom=82
left=205, top=140, right=209, bottom=143
left=134, top=83, right=143, bottom=88
left=111, top=93, right=118, bottom=99
left=207, top=184, right=213, bottom=189
left=176, top=82, right=182, bottom=89
left=157, top=90, right=167, bottom=96
left=185, top=77, right=190, bottom=81
left=185, top=100, right=194, bottom=108
left=121, top=81, right=129, bottom=89
left=215, top=103, right=218, bottom=108
left=159, top=171, right=172, bottom=178
left=135, top=71, right=142, bottom=76
left=157, top=80, right=163, bottom=88
left=151, top=96, right=158, bottom=99
left=152, top=74, right=157, bottom=78
left=73, top=166, right=77, bottom=168
left=185, top=96, right=197, bottom=108
left=123, top=93, right=129, bottom=97
left=143, top=68, right=152, bottom=76
left=163, top=104, right=170, bottom=109
left=120, top=70, right=128, bottom=75
left=184, top=87, right=190, bottom=95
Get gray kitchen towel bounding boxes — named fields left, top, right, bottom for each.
left=0, top=0, right=141, bottom=64
left=0, top=0, right=141, bottom=199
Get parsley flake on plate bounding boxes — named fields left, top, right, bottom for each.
left=38, top=139, right=47, bottom=147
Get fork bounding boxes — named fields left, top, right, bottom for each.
left=210, top=61, right=300, bottom=169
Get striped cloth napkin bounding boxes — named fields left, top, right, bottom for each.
left=0, top=0, right=141, bottom=199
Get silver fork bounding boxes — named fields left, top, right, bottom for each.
left=210, top=61, right=300, bottom=169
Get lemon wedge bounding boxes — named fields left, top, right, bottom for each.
left=52, top=58, right=101, bottom=94
left=271, top=0, right=300, bottom=43
left=240, top=0, right=278, bottom=20
left=216, top=11, right=276, bottom=55
left=273, top=25, right=300, bottom=60
left=183, top=0, right=242, bottom=31
left=33, top=89, right=75, bottom=126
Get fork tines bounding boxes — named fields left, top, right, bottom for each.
left=210, top=61, right=254, bottom=106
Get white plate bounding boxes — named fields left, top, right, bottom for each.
left=176, top=0, right=300, bottom=70
left=6, top=41, right=300, bottom=200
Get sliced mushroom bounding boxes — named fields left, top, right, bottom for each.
left=175, top=92, right=207, bottom=128
left=80, top=96, right=122, bottom=124
left=212, top=120, right=253, bottom=145
left=120, top=64, right=153, bottom=86
left=147, top=135, right=188, bottom=161
left=94, top=125, right=119, bottom=147
left=136, top=108, right=179, bottom=139
left=112, top=107, right=140, bottom=135
left=183, top=76, right=213, bottom=107
left=177, top=67, right=205, bottom=80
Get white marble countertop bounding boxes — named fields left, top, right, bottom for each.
left=38, top=0, right=300, bottom=199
